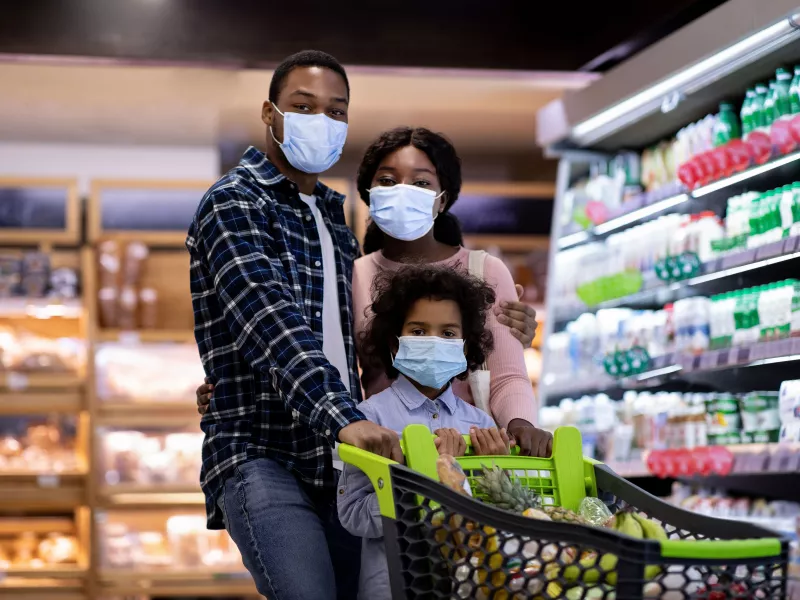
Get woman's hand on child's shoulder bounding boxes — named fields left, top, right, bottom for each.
left=469, top=427, right=512, bottom=456
left=434, top=428, right=466, bottom=457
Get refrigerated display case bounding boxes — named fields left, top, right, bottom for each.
left=537, top=1, right=800, bottom=478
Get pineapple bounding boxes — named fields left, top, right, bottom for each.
left=476, top=465, right=542, bottom=513
left=542, top=505, right=588, bottom=525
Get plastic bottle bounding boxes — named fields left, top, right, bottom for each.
left=790, top=66, right=800, bottom=115
left=774, top=68, right=793, bottom=121
left=741, top=89, right=756, bottom=135
left=791, top=182, right=800, bottom=237
left=752, top=83, right=769, bottom=129
left=763, top=81, right=777, bottom=128
left=713, top=102, right=741, bottom=146
left=780, top=185, right=795, bottom=236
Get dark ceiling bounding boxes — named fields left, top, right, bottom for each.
left=0, top=0, right=728, bottom=72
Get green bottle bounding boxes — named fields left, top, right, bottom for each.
left=773, top=68, right=793, bottom=119
left=763, top=81, right=777, bottom=127
left=790, top=66, right=800, bottom=115
left=741, top=89, right=756, bottom=135
left=752, top=83, right=769, bottom=129
left=713, top=102, right=741, bottom=146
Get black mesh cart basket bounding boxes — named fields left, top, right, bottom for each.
left=340, top=425, right=790, bottom=600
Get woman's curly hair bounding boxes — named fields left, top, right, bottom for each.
left=360, top=265, right=495, bottom=382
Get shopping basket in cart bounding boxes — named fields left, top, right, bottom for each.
left=340, top=424, right=790, bottom=600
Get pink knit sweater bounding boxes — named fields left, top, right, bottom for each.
left=352, top=247, right=537, bottom=428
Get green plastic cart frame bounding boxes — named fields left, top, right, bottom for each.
left=340, top=425, right=789, bottom=599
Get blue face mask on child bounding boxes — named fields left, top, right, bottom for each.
left=392, top=336, right=467, bottom=390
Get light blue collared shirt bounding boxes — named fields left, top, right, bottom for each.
left=337, top=375, right=495, bottom=600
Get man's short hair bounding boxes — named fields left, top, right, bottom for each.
left=269, top=50, right=350, bottom=104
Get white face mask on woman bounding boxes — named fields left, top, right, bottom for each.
left=270, top=103, right=348, bottom=174
left=368, top=184, right=444, bottom=241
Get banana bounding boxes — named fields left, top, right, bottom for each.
left=632, top=512, right=668, bottom=541
left=616, top=512, right=644, bottom=538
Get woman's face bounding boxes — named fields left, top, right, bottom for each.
left=371, top=145, right=446, bottom=217
left=401, top=298, right=463, bottom=340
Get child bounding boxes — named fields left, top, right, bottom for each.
left=337, top=265, right=551, bottom=600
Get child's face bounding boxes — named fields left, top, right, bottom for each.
left=401, top=298, right=463, bottom=340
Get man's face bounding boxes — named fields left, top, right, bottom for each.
left=262, top=66, right=349, bottom=144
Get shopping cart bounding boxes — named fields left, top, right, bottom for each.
left=340, top=425, right=789, bottom=600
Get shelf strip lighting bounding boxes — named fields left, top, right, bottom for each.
left=692, top=151, right=800, bottom=198
left=557, top=231, right=591, bottom=249
left=571, top=16, right=798, bottom=145
left=683, top=250, right=800, bottom=287
left=745, top=353, right=800, bottom=368
left=593, top=194, right=690, bottom=235
left=635, top=364, right=682, bottom=381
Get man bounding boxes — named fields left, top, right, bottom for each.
left=186, top=50, right=401, bottom=600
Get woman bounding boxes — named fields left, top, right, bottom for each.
left=197, top=126, right=548, bottom=455
left=353, top=126, right=549, bottom=456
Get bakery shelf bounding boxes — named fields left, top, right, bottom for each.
left=0, top=372, right=84, bottom=392
left=0, top=298, right=83, bottom=319
left=97, top=400, right=197, bottom=418
left=96, top=329, right=195, bottom=344
left=0, top=391, right=83, bottom=414
left=98, top=484, right=204, bottom=509
left=99, top=568, right=259, bottom=598
left=0, top=580, right=86, bottom=600
left=3, top=565, right=88, bottom=579
left=0, top=471, right=86, bottom=509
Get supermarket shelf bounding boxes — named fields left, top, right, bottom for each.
left=544, top=337, right=800, bottom=402
left=98, top=399, right=197, bottom=416
left=0, top=391, right=82, bottom=414
left=96, top=328, right=195, bottom=344
left=0, top=471, right=86, bottom=509
left=98, top=483, right=204, bottom=508
left=0, top=372, right=84, bottom=392
left=0, top=516, right=75, bottom=534
left=557, top=191, right=690, bottom=250
left=552, top=234, right=800, bottom=326
left=0, top=297, right=83, bottom=319
left=556, top=150, right=800, bottom=251
left=0, top=579, right=86, bottom=600
left=99, top=568, right=259, bottom=598
left=692, top=149, right=800, bottom=198
left=2, top=565, right=88, bottom=579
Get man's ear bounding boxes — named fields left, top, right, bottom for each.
left=261, top=100, right=274, bottom=127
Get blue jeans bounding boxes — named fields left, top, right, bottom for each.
left=220, top=457, right=361, bottom=600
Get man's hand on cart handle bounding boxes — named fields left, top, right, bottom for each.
left=339, top=421, right=405, bottom=464
left=507, top=419, right=553, bottom=458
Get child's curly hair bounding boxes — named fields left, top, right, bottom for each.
left=360, top=265, right=495, bottom=381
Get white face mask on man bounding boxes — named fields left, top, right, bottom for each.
left=270, top=103, right=348, bottom=174
left=368, top=184, right=444, bottom=241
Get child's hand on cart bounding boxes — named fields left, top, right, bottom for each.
left=507, top=419, right=553, bottom=457
left=469, top=426, right=513, bottom=455
left=434, top=428, right=467, bottom=457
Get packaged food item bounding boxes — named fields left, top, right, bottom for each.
left=739, top=392, right=781, bottom=432
left=98, top=287, right=118, bottom=328
left=139, top=288, right=158, bottom=329
left=706, top=393, right=741, bottom=436
left=48, top=267, right=79, bottom=299
left=166, top=515, right=208, bottom=567
left=117, top=286, right=138, bottom=330
left=98, top=241, right=121, bottom=289
left=122, top=242, right=149, bottom=287
left=779, top=379, right=800, bottom=424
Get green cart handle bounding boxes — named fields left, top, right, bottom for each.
left=340, top=425, right=596, bottom=519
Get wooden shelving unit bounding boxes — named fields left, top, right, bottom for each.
left=0, top=177, right=261, bottom=599
left=2, top=175, right=548, bottom=599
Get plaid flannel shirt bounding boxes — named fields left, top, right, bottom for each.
left=186, top=147, right=365, bottom=529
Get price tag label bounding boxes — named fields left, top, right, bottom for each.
left=37, top=475, right=60, bottom=488
left=736, top=347, right=751, bottom=364
left=118, top=331, right=141, bottom=345
left=7, top=372, right=29, bottom=391
left=717, top=350, right=730, bottom=367
left=783, top=236, right=799, bottom=253
left=755, top=241, right=783, bottom=260
left=700, top=351, right=717, bottom=370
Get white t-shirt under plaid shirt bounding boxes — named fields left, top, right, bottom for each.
left=299, top=193, right=350, bottom=392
